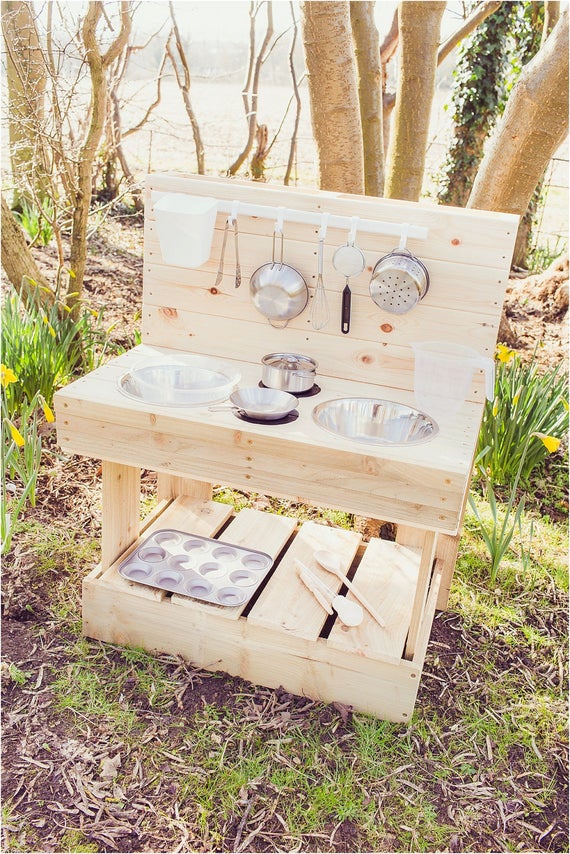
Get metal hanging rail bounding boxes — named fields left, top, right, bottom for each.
left=214, top=199, right=429, bottom=241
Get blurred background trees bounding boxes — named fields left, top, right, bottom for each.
left=1, top=0, right=568, bottom=312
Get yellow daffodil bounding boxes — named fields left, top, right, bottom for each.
left=496, top=343, right=516, bottom=363
left=39, top=395, right=55, bottom=423
left=513, top=386, right=522, bottom=406
left=42, top=315, right=56, bottom=338
left=563, top=399, right=569, bottom=413
left=492, top=398, right=499, bottom=417
left=7, top=420, right=25, bottom=447
left=532, top=432, right=561, bottom=454
left=1, top=365, right=18, bottom=388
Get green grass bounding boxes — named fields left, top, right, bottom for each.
left=3, top=462, right=567, bottom=853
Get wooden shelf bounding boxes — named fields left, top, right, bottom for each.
left=83, top=496, right=441, bottom=722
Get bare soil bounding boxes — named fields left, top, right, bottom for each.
left=1, top=214, right=568, bottom=853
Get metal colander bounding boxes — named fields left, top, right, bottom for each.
left=369, top=249, right=430, bottom=315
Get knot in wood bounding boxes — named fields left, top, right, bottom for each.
left=451, top=237, right=461, bottom=246
left=159, top=306, right=178, bottom=319
left=380, top=323, right=394, bottom=333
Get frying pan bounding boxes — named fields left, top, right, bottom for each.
left=209, top=387, right=299, bottom=420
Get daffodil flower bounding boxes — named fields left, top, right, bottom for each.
left=1, top=365, right=18, bottom=388
left=492, top=398, right=499, bottom=417
left=513, top=386, right=522, bottom=406
left=42, top=315, right=56, bottom=338
left=532, top=432, right=561, bottom=454
left=496, top=343, right=516, bottom=364
left=7, top=420, right=25, bottom=447
left=39, top=395, right=55, bottom=423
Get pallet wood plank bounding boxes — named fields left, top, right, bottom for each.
left=145, top=174, right=518, bottom=270
left=82, top=565, right=421, bottom=722
left=96, top=496, right=234, bottom=600
left=326, top=538, right=422, bottom=664
left=101, top=462, right=141, bottom=570
left=58, top=412, right=468, bottom=533
left=170, top=507, right=297, bottom=619
left=247, top=520, right=361, bottom=638
left=404, top=530, right=437, bottom=660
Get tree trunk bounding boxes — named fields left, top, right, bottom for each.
left=437, top=3, right=515, bottom=208
left=67, top=1, right=131, bottom=316
left=349, top=1, right=383, bottom=196
left=384, top=1, right=446, bottom=201
left=1, top=193, right=53, bottom=306
left=300, top=1, right=364, bottom=194
left=379, top=6, right=398, bottom=159
left=468, top=9, right=569, bottom=218
left=1, top=0, right=47, bottom=205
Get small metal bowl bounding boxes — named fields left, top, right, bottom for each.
left=249, top=231, right=308, bottom=328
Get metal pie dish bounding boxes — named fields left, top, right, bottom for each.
left=118, top=354, right=241, bottom=406
left=312, top=397, right=438, bottom=445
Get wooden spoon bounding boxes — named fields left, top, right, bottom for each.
left=314, top=549, right=386, bottom=628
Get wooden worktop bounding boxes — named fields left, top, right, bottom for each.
left=56, top=343, right=482, bottom=534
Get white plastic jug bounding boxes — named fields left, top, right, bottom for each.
left=411, top=341, right=495, bottom=421
left=153, top=194, right=218, bottom=268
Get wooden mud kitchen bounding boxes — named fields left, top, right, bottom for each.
left=55, top=174, right=517, bottom=722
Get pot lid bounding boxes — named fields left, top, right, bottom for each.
left=262, top=352, right=317, bottom=371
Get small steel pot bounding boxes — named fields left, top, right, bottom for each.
left=250, top=231, right=308, bottom=328
left=261, top=352, right=317, bottom=393
left=369, top=248, right=429, bottom=314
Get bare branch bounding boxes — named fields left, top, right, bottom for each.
left=228, top=0, right=274, bottom=176
left=166, top=3, right=206, bottom=174
left=123, top=40, right=169, bottom=138
left=284, top=1, right=302, bottom=186
left=438, top=1, right=502, bottom=64
left=380, top=6, right=399, bottom=65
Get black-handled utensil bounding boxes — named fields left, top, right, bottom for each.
left=341, top=281, right=351, bottom=334
left=333, top=217, right=365, bottom=337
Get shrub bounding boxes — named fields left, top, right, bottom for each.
left=476, top=345, right=568, bottom=487
left=1, top=287, right=111, bottom=417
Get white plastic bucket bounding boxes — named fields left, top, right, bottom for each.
left=412, top=341, right=495, bottom=421
left=153, top=194, right=218, bottom=268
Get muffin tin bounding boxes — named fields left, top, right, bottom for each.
left=118, top=529, right=274, bottom=607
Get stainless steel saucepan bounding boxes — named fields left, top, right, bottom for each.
left=261, top=352, right=317, bottom=393
left=250, top=229, right=308, bottom=328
